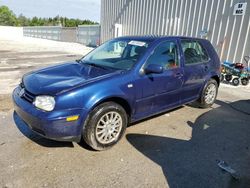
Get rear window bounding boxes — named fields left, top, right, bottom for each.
left=181, top=40, right=209, bottom=65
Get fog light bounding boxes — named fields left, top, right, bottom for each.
left=66, top=115, right=79, bottom=122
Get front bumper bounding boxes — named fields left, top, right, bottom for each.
left=12, top=87, right=87, bottom=142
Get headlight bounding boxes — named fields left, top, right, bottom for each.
left=33, top=96, right=55, bottom=111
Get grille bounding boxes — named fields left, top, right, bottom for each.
left=22, top=90, right=35, bottom=103
left=19, top=84, right=35, bottom=103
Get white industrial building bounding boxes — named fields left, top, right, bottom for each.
left=100, top=0, right=250, bottom=63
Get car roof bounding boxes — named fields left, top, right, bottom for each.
left=116, top=35, right=206, bottom=42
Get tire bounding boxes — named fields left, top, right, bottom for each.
left=83, top=102, right=128, bottom=151
left=241, top=78, right=249, bottom=86
left=197, top=79, right=218, bottom=108
left=225, top=74, right=232, bottom=81
left=220, top=74, right=224, bottom=82
left=232, top=78, right=240, bottom=86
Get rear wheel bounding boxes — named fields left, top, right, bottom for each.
left=232, top=78, right=240, bottom=86
left=197, top=79, right=218, bottom=108
left=241, top=78, right=249, bottom=86
left=83, top=102, right=127, bottom=151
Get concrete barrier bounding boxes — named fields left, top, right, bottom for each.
left=23, top=26, right=61, bottom=41
left=0, top=26, right=23, bottom=40
left=0, top=26, right=100, bottom=47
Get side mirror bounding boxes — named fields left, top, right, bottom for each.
left=144, top=64, right=164, bottom=74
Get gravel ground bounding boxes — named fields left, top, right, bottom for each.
left=0, top=38, right=250, bottom=188
left=0, top=37, right=93, bottom=111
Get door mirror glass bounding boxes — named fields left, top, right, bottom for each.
left=144, top=64, right=164, bottom=74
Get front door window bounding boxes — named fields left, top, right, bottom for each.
left=144, top=41, right=179, bottom=70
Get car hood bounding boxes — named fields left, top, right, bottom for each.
left=23, top=61, right=121, bottom=95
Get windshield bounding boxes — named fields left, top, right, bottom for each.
left=81, top=39, right=150, bottom=70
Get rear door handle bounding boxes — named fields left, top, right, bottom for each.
left=204, top=65, right=209, bottom=71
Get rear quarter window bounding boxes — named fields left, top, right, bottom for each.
left=181, top=40, right=209, bottom=65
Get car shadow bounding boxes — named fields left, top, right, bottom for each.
left=126, top=100, right=250, bottom=188
left=129, top=106, right=184, bottom=127
left=13, top=112, right=74, bottom=148
left=77, top=140, right=96, bottom=151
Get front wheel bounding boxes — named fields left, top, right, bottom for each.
left=83, top=102, right=128, bottom=151
left=197, top=79, right=218, bottom=108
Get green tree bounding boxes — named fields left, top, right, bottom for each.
left=65, top=18, right=75, bottom=27
left=0, top=6, right=18, bottom=26
left=17, top=14, right=30, bottom=26
left=0, top=5, right=99, bottom=27
left=30, top=16, right=39, bottom=26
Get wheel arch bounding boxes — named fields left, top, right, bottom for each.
left=211, top=75, right=220, bottom=86
left=89, top=96, right=132, bottom=120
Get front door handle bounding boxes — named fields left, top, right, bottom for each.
left=175, top=72, right=183, bottom=78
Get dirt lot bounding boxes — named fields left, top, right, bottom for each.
left=0, top=38, right=250, bottom=188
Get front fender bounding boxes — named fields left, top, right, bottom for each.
left=83, top=87, right=132, bottom=112
left=56, top=72, right=135, bottom=123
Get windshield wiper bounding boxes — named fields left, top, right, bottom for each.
left=84, top=62, right=108, bottom=70
left=76, top=59, right=83, bottom=63
left=76, top=59, right=109, bottom=70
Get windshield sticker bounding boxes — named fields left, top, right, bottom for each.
left=128, top=40, right=146, bottom=46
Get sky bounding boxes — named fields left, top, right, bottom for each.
left=0, top=0, right=101, bottom=22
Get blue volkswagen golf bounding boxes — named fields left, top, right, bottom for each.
left=13, top=36, right=220, bottom=150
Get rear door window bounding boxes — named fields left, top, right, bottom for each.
left=181, top=40, right=209, bottom=65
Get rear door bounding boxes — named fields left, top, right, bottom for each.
left=180, top=39, right=210, bottom=103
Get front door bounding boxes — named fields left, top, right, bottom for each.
left=134, top=40, right=183, bottom=118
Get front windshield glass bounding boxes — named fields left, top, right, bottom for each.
left=82, top=39, right=150, bottom=70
